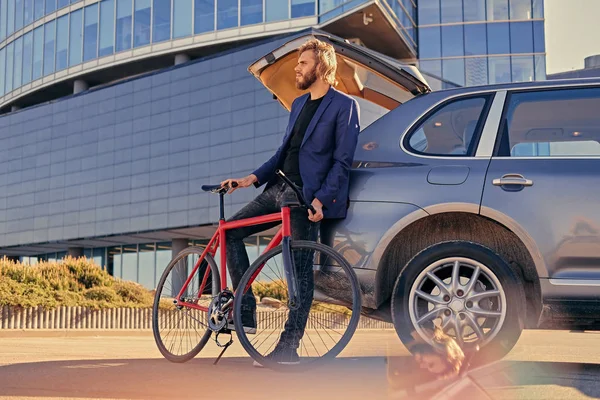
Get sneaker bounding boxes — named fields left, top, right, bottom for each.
left=253, top=346, right=300, bottom=368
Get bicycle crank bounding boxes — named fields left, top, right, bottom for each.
left=207, top=289, right=234, bottom=332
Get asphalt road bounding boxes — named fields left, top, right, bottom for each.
left=0, top=329, right=598, bottom=400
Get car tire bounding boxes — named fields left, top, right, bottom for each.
left=391, top=240, right=525, bottom=365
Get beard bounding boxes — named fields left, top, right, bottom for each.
left=295, top=67, right=318, bottom=90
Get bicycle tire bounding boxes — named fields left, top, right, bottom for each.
left=233, top=240, right=361, bottom=371
left=152, top=246, right=221, bottom=363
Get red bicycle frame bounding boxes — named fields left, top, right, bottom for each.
left=174, top=206, right=293, bottom=312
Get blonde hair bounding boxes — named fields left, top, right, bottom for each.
left=298, top=38, right=338, bottom=86
left=409, top=327, right=465, bottom=378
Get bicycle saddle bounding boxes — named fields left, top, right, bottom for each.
left=201, top=182, right=237, bottom=194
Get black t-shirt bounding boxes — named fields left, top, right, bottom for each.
left=281, top=96, right=324, bottom=186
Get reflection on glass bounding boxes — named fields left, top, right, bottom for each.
left=109, top=246, right=122, bottom=277
left=93, top=248, right=106, bottom=269
left=443, top=58, right=465, bottom=86
left=44, top=20, right=56, bottom=76
left=116, top=0, right=132, bottom=52
left=418, top=26, right=441, bottom=59
left=173, top=0, right=192, bottom=38
left=13, top=38, right=22, bottom=90
left=134, top=0, right=151, bottom=46
left=217, top=0, right=238, bottom=29
left=320, top=0, right=343, bottom=14
left=34, top=0, right=44, bottom=21
left=291, top=0, right=314, bottom=18
left=33, top=26, right=43, bottom=80
left=153, top=0, right=171, bottom=42
left=488, top=56, right=511, bottom=83
left=532, top=0, right=543, bottom=18
left=122, top=246, right=138, bottom=282
left=155, top=242, right=172, bottom=285
left=24, top=0, right=34, bottom=26
left=441, top=25, right=464, bottom=57
left=465, top=57, right=488, bottom=86
left=241, top=0, right=262, bottom=25
left=7, top=0, right=15, bottom=37
left=139, top=244, right=155, bottom=289
left=487, top=22, right=510, bottom=54
left=266, top=0, right=287, bottom=21
left=534, top=55, right=546, bottom=81
left=0, top=1, right=7, bottom=40
left=509, top=0, right=531, bottom=19
left=69, top=9, right=82, bottom=66
left=487, top=0, right=508, bottom=21
left=441, top=0, right=462, bottom=23
left=510, top=21, right=533, bottom=54
left=57, top=0, right=69, bottom=9
left=463, top=0, right=485, bottom=22
left=417, top=0, right=439, bottom=25
left=533, top=21, right=545, bottom=53
left=511, top=55, right=534, bottom=82
left=194, top=0, right=214, bottom=34
left=99, top=0, right=115, bottom=56
left=56, top=15, right=68, bottom=70
left=464, top=23, right=487, bottom=56
left=23, top=32, right=33, bottom=84
left=46, top=0, right=56, bottom=13
left=84, top=4, right=99, bottom=61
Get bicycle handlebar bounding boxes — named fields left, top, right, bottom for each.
left=275, top=169, right=316, bottom=214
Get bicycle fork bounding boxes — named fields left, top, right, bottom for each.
left=281, top=207, right=301, bottom=311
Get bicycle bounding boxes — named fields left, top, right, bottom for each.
left=152, top=170, right=362, bottom=370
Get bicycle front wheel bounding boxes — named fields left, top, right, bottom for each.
left=233, top=240, right=361, bottom=370
left=152, top=246, right=221, bottom=363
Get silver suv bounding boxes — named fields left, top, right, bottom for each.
left=250, top=32, right=600, bottom=362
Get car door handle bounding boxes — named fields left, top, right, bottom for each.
left=492, top=174, right=533, bottom=187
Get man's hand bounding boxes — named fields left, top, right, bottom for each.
left=308, top=198, right=324, bottom=222
left=221, top=174, right=257, bottom=194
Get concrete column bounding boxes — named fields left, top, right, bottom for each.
left=171, top=239, right=189, bottom=297
left=174, top=53, right=190, bottom=65
left=67, top=247, right=84, bottom=258
left=74, top=79, right=89, bottom=94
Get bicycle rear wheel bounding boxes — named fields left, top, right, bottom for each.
left=233, top=240, right=361, bottom=371
left=152, top=246, right=220, bottom=363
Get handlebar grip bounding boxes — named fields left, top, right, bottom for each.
left=231, top=181, right=238, bottom=188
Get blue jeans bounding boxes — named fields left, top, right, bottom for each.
left=225, top=181, right=320, bottom=349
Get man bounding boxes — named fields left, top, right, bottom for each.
left=221, top=38, right=360, bottom=364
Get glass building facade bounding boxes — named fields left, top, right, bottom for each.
left=417, top=0, right=546, bottom=89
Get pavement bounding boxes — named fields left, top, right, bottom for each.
left=0, top=329, right=599, bottom=399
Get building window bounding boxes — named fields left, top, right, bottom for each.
left=138, top=243, right=156, bottom=289
left=417, top=0, right=439, bottom=25
left=464, top=23, right=487, bottom=56
left=534, top=55, right=545, bottom=80
left=443, top=58, right=465, bottom=87
left=510, top=21, right=533, bottom=54
left=487, top=0, right=508, bottom=21
left=532, top=0, right=543, bottom=18
left=194, top=0, right=214, bottom=33
left=69, top=9, right=82, bottom=66
left=501, top=88, right=600, bottom=157
left=34, top=0, right=44, bottom=20
left=217, top=0, right=238, bottom=29
left=43, top=20, right=56, bottom=75
left=46, top=0, right=56, bottom=14
left=511, top=55, right=534, bottom=82
left=15, top=0, right=24, bottom=31
left=418, top=26, right=441, bottom=59
left=487, top=22, right=510, bottom=55
left=241, top=0, right=262, bottom=26
left=99, top=0, right=115, bottom=56
left=122, top=245, right=138, bottom=282
left=406, top=96, right=488, bottom=156
left=5, top=42, right=13, bottom=92
left=465, top=57, right=488, bottom=86
left=7, top=0, right=15, bottom=37
left=291, top=0, right=314, bottom=18
left=32, top=26, right=43, bottom=80
left=173, top=0, right=193, bottom=38
left=533, top=20, right=545, bottom=53
left=116, top=0, right=133, bottom=52
left=13, top=38, right=23, bottom=89
left=22, top=32, right=33, bottom=85
left=134, top=0, right=151, bottom=47
left=108, top=246, right=122, bottom=277
left=441, top=25, right=464, bottom=57
left=83, top=4, right=99, bottom=61
left=509, top=0, right=532, bottom=20
left=440, top=0, right=462, bottom=23
left=266, top=0, right=287, bottom=21
left=0, top=0, right=7, bottom=40
left=24, top=0, right=34, bottom=26
left=57, top=0, right=69, bottom=9
left=55, top=15, right=68, bottom=70
left=153, top=0, right=172, bottom=42
left=463, top=0, right=485, bottom=22
left=488, top=56, right=511, bottom=84
left=0, top=49, right=4, bottom=96
left=155, top=242, right=172, bottom=285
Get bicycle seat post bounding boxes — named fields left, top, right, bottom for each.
left=219, top=192, right=225, bottom=221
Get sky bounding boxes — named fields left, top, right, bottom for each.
left=544, top=0, right=600, bottom=74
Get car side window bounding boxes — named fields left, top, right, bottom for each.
left=499, top=87, right=600, bottom=157
left=406, top=97, right=488, bottom=156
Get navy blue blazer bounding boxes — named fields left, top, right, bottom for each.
left=252, top=86, right=360, bottom=219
